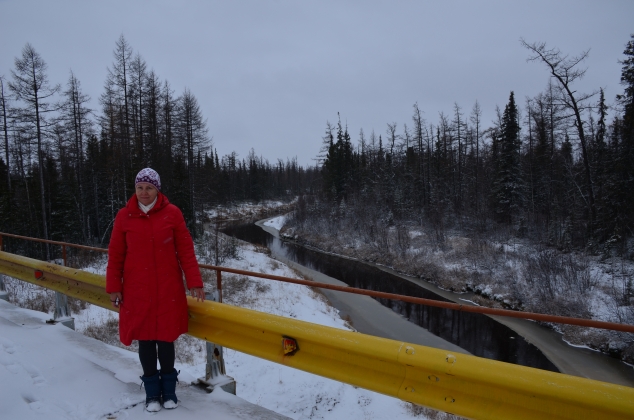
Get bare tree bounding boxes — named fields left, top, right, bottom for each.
left=175, top=89, right=209, bottom=235
left=453, top=102, right=466, bottom=212
left=130, top=53, right=147, bottom=166
left=470, top=100, right=482, bottom=213
left=386, top=122, right=398, bottom=156
left=412, top=103, right=427, bottom=209
left=9, top=44, right=60, bottom=253
left=61, top=71, right=93, bottom=241
left=521, top=39, right=597, bottom=232
left=160, top=80, right=176, bottom=194
left=105, top=35, right=134, bottom=197
left=144, top=70, right=161, bottom=168
left=0, top=76, right=10, bottom=191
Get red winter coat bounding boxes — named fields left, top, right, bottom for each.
left=106, top=193, right=203, bottom=346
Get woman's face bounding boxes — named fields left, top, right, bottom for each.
left=136, top=182, right=158, bottom=206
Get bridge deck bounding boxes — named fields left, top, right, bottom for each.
left=0, top=300, right=290, bottom=420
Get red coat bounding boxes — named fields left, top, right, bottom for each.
left=106, top=193, right=203, bottom=346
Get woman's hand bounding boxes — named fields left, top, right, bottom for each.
left=190, top=287, right=205, bottom=302
left=110, top=292, right=122, bottom=308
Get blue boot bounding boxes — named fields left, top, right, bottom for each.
left=140, top=372, right=161, bottom=412
left=160, top=369, right=179, bottom=409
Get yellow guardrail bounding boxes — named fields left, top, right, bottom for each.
left=1, top=250, right=633, bottom=420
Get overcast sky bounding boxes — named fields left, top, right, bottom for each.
left=1, top=0, right=633, bottom=167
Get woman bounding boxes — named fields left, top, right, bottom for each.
left=106, top=168, right=205, bottom=412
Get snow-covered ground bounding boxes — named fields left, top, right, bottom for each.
left=263, top=215, right=287, bottom=231
left=0, top=300, right=288, bottom=420
left=204, top=200, right=295, bottom=221
left=0, top=217, right=436, bottom=419
left=282, top=209, right=634, bottom=364
left=201, top=240, right=426, bottom=419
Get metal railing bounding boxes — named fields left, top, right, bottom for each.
left=1, top=231, right=633, bottom=333
left=1, top=249, right=633, bottom=420
left=0, top=232, right=111, bottom=267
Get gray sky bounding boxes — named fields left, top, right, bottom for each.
left=1, top=0, right=633, bottom=166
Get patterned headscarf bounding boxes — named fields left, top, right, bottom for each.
left=135, top=168, right=161, bottom=191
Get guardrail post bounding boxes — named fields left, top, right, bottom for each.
left=194, top=290, right=236, bottom=395
left=0, top=235, right=5, bottom=302
left=51, top=247, right=75, bottom=330
left=52, top=292, right=74, bottom=330
left=0, top=274, right=7, bottom=302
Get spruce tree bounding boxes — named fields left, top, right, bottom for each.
left=592, top=89, right=611, bottom=242
left=617, top=34, right=634, bottom=118
left=612, top=34, right=634, bottom=246
left=321, top=116, right=353, bottom=201
left=491, top=92, right=523, bottom=224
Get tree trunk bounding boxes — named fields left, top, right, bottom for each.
left=0, top=78, right=10, bottom=192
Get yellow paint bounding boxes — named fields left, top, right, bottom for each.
left=1, top=250, right=633, bottom=419
left=0, top=252, right=114, bottom=311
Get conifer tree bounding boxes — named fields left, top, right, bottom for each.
left=60, top=71, right=93, bottom=242
left=322, top=116, right=353, bottom=201
left=103, top=35, right=134, bottom=198
left=491, top=92, right=523, bottom=224
left=412, top=103, right=427, bottom=210
left=453, top=103, right=466, bottom=213
left=617, top=34, right=634, bottom=118
left=469, top=101, right=482, bottom=214
left=130, top=53, right=147, bottom=167
left=592, top=89, right=611, bottom=242
left=521, top=39, right=597, bottom=233
left=0, top=77, right=10, bottom=192
left=174, top=89, right=208, bottom=235
left=9, top=44, right=60, bottom=253
left=611, top=34, right=634, bottom=244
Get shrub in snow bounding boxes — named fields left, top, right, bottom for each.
left=608, top=340, right=627, bottom=355
left=474, top=284, right=493, bottom=298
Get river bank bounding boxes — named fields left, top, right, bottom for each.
left=233, top=219, right=557, bottom=371
left=255, top=220, right=469, bottom=355
left=255, top=216, right=634, bottom=387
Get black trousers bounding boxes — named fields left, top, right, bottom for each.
left=138, top=340, right=175, bottom=377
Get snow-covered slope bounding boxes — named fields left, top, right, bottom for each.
left=0, top=218, right=432, bottom=419
left=190, top=239, right=429, bottom=419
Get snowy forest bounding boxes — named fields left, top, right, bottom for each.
left=2, top=6, right=633, bottom=417
left=1, top=34, right=633, bottom=259
left=0, top=35, right=317, bottom=251
left=276, top=35, right=634, bottom=363
left=294, top=36, right=634, bottom=257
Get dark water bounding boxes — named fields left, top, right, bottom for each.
left=224, top=223, right=558, bottom=373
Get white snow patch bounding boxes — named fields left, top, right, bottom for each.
left=263, top=215, right=287, bottom=231
left=0, top=300, right=288, bottom=420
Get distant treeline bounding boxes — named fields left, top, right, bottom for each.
left=0, top=36, right=318, bottom=252
left=2, top=35, right=634, bottom=257
left=308, top=36, right=634, bottom=254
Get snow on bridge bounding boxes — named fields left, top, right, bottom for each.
left=0, top=300, right=289, bottom=420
